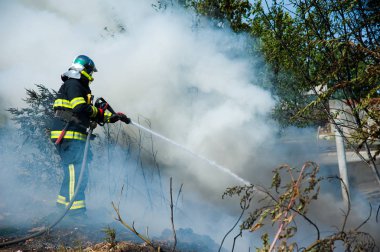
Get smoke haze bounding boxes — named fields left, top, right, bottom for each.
left=0, top=0, right=276, bottom=190
left=0, top=0, right=378, bottom=250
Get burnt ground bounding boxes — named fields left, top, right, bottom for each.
left=0, top=228, right=183, bottom=252
left=0, top=224, right=160, bottom=251
left=0, top=218, right=226, bottom=252
left=0, top=229, right=166, bottom=252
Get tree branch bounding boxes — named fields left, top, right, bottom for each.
left=169, top=177, right=177, bottom=252
left=218, top=201, right=246, bottom=252
left=111, top=201, right=158, bottom=250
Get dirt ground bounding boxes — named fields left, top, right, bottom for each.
left=0, top=222, right=224, bottom=252
left=0, top=225, right=172, bottom=252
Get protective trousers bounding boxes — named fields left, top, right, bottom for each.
left=55, top=140, right=91, bottom=214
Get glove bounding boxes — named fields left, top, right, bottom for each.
left=109, top=113, right=120, bottom=123
left=117, top=112, right=131, bottom=124
left=109, top=112, right=131, bottom=124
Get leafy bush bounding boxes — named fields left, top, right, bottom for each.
left=7, top=84, right=61, bottom=186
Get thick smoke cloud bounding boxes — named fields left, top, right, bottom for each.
left=0, top=0, right=275, bottom=189
left=0, top=0, right=274, bottom=249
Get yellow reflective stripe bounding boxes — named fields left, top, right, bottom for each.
left=50, top=131, right=61, bottom=138
left=57, top=195, right=66, bottom=204
left=56, top=198, right=86, bottom=210
left=53, top=99, right=72, bottom=109
left=104, top=112, right=112, bottom=122
left=57, top=195, right=66, bottom=201
left=54, top=97, right=87, bottom=109
left=91, top=106, right=98, bottom=118
left=51, top=131, right=87, bottom=141
left=69, top=164, right=75, bottom=201
left=71, top=200, right=86, bottom=209
left=70, top=97, right=86, bottom=108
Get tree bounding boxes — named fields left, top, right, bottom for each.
left=188, top=0, right=252, bottom=32
left=185, top=0, right=380, bottom=185
left=252, top=0, right=380, bottom=184
left=7, top=84, right=61, bottom=185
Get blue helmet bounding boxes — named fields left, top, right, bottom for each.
left=72, top=55, right=97, bottom=75
left=62, top=55, right=98, bottom=81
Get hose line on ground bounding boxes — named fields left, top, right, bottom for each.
left=0, top=128, right=93, bottom=248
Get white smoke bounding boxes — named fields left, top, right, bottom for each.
left=0, top=0, right=274, bottom=250
left=0, top=0, right=275, bottom=189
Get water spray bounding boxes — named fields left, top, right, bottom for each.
left=97, top=97, right=251, bottom=185
left=130, top=120, right=251, bottom=186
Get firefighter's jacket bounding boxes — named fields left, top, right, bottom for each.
left=51, top=77, right=111, bottom=142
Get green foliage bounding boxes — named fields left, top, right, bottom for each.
left=7, top=84, right=61, bottom=185
left=224, top=162, right=376, bottom=251
left=182, top=0, right=380, bottom=181
left=185, top=0, right=380, bottom=131
left=102, top=226, right=117, bottom=248
left=258, top=1, right=380, bottom=131
left=8, top=84, right=56, bottom=137
left=188, top=0, right=252, bottom=32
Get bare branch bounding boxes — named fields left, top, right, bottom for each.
left=231, top=230, right=243, bottom=252
left=111, top=201, right=158, bottom=250
left=218, top=201, right=247, bottom=252
left=175, top=183, right=184, bottom=208
left=355, top=203, right=372, bottom=231
left=327, top=176, right=351, bottom=232
left=169, top=177, right=177, bottom=252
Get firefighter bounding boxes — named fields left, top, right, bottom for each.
left=51, top=55, right=128, bottom=218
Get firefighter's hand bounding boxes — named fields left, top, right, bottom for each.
left=118, top=112, right=131, bottom=124
left=109, top=113, right=120, bottom=123
left=90, top=121, right=98, bottom=129
left=109, top=112, right=131, bottom=124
